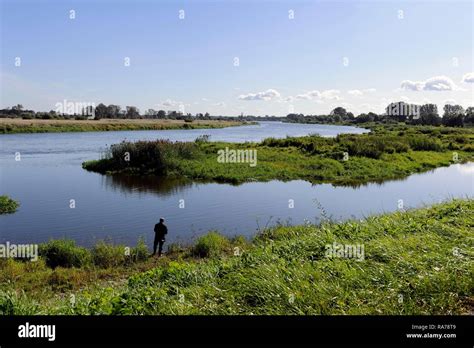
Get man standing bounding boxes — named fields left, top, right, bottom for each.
left=153, top=218, right=168, bottom=257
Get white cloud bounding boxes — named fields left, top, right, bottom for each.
left=348, top=88, right=376, bottom=96
left=358, top=103, right=380, bottom=113
left=340, top=102, right=353, bottom=109
left=161, top=99, right=181, bottom=107
left=294, top=90, right=320, bottom=100
left=213, top=102, right=226, bottom=107
left=424, top=76, right=457, bottom=91
left=294, top=89, right=340, bottom=101
left=443, top=99, right=456, bottom=105
left=401, top=75, right=459, bottom=91
left=348, top=90, right=363, bottom=96
left=400, top=80, right=424, bottom=91
left=320, top=89, right=341, bottom=100
left=400, top=96, right=410, bottom=103
left=462, top=72, right=474, bottom=83
left=238, top=89, right=281, bottom=101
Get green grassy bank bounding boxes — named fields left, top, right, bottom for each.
left=0, top=118, right=250, bottom=134
left=83, top=125, right=474, bottom=185
left=1, top=199, right=472, bottom=315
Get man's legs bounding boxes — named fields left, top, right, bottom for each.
left=153, top=238, right=158, bottom=255
left=158, top=240, right=164, bottom=256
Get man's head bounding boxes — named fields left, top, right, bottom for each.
left=159, top=218, right=165, bottom=223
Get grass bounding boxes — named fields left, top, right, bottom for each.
left=1, top=199, right=472, bottom=315
left=0, top=118, right=250, bottom=134
left=83, top=125, right=474, bottom=186
left=0, top=195, right=19, bottom=214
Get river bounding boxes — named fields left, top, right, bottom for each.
left=0, top=122, right=472, bottom=247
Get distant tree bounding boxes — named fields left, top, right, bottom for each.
left=367, top=112, right=379, bottom=121
left=125, top=106, right=140, bottom=119
left=168, top=111, right=178, bottom=119
left=10, top=104, right=24, bottom=116
left=145, top=109, right=158, bottom=118
left=106, top=104, right=121, bottom=119
left=346, top=112, right=355, bottom=120
left=442, top=104, right=464, bottom=127
left=82, top=105, right=95, bottom=117
left=94, top=103, right=108, bottom=120
left=464, top=107, right=474, bottom=125
left=157, top=110, right=167, bottom=119
left=330, top=107, right=347, bottom=118
left=287, top=113, right=305, bottom=123
left=118, top=109, right=127, bottom=118
left=419, top=104, right=441, bottom=125
left=204, top=112, right=210, bottom=118
left=355, top=113, right=374, bottom=123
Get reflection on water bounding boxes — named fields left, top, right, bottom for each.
left=102, top=174, right=194, bottom=197
left=0, top=162, right=472, bottom=247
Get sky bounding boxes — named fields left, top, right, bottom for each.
left=1, top=0, right=473, bottom=116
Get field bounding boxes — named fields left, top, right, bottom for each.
left=0, top=118, right=248, bottom=134
left=1, top=199, right=472, bottom=315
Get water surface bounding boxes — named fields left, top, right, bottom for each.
left=1, top=122, right=472, bottom=247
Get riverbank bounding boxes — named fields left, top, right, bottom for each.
left=0, top=199, right=472, bottom=314
left=83, top=125, right=474, bottom=185
left=0, top=118, right=249, bottom=134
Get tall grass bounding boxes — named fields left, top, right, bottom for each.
left=2, top=199, right=472, bottom=315
left=192, top=231, right=231, bottom=258
left=38, top=239, right=149, bottom=269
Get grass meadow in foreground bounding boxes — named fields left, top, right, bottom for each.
left=1, top=199, right=472, bottom=315
left=83, top=125, right=474, bottom=185
left=0, top=118, right=248, bottom=134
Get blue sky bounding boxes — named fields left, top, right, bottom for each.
left=1, top=0, right=473, bottom=116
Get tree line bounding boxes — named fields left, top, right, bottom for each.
left=1, top=101, right=473, bottom=127
left=287, top=102, right=474, bottom=127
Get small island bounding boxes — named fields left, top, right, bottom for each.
left=0, top=195, right=19, bottom=214
left=83, top=124, right=474, bottom=186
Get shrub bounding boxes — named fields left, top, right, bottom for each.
left=0, top=195, right=19, bottom=214
left=195, top=134, right=211, bottom=143
left=192, top=232, right=231, bottom=258
left=91, top=241, right=126, bottom=268
left=462, top=143, right=474, bottom=152
left=39, top=240, right=91, bottom=268
left=106, top=139, right=200, bottom=174
left=48, top=268, right=87, bottom=290
left=342, top=136, right=410, bottom=159
left=407, top=136, right=443, bottom=151
left=0, top=291, right=38, bottom=315
left=131, top=238, right=149, bottom=262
